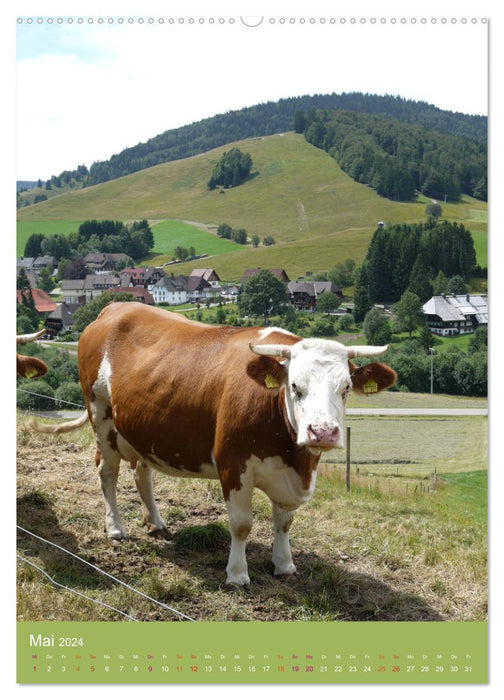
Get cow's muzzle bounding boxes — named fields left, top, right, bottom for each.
left=306, top=423, right=340, bottom=450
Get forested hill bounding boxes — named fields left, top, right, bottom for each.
left=60, top=92, right=486, bottom=187
left=300, top=109, right=487, bottom=202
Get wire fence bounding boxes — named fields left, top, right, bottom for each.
left=16, top=388, right=86, bottom=410
left=16, top=525, right=196, bottom=622
left=16, top=387, right=487, bottom=496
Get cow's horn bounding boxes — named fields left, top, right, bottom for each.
left=346, top=345, right=389, bottom=359
left=249, top=342, right=292, bottom=359
left=17, top=329, right=45, bottom=345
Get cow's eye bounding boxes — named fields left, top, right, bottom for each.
left=291, top=383, right=304, bottom=399
left=342, top=384, right=351, bottom=400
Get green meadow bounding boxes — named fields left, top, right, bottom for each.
left=17, top=132, right=487, bottom=280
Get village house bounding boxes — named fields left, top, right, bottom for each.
left=241, top=268, right=290, bottom=286
left=422, top=294, right=488, bottom=336
left=191, top=268, right=221, bottom=288
left=61, top=274, right=123, bottom=304
left=83, top=252, right=131, bottom=273
left=149, top=273, right=215, bottom=305
left=150, top=275, right=190, bottom=305
left=16, top=288, right=57, bottom=319
left=287, top=281, right=342, bottom=312
left=45, top=302, right=81, bottom=337
left=17, top=256, right=57, bottom=272
left=122, top=267, right=165, bottom=287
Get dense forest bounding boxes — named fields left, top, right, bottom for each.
left=31, top=92, right=486, bottom=189
left=353, top=219, right=478, bottom=319
left=299, top=109, right=487, bottom=202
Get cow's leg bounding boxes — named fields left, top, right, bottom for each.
left=224, top=474, right=254, bottom=586
left=133, top=462, right=169, bottom=539
left=95, top=447, right=127, bottom=540
left=91, top=391, right=127, bottom=540
left=271, top=502, right=297, bottom=576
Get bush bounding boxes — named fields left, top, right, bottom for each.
left=338, top=313, right=354, bottom=331
left=55, top=382, right=84, bottom=408
left=17, top=379, right=55, bottom=411
left=312, top=318, right=335, bottom=337
left=363, top=308, right=392, bottom=345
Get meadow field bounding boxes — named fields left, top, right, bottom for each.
left=17, top=133, right=487, bottom=280
left=16, top=395, right=487, bottom=624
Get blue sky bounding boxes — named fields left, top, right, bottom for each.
left=15, top=12, right=488, bottom=180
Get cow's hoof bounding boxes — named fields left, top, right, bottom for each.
left=108, top=528, right=127, bottom=541
left=148, top=526, right=170, bottom=541
left=225, top=573, right=250, bottom=587
left=274, top=563, right=298, bottom=577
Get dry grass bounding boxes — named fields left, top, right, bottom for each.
left=16, top=411, right=487, bottom=623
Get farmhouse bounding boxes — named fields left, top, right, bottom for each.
left=150, top=275, right=190, bottom=305
left=191, top=268, right=221, bottom=287
left=16, top=288, right=57, bottom=318
left=122, top=267, right=165, bottom=287
left=17, top=256, right=57, bottom=272
left=241, top=268, right=290, bottom=286
left=45, top=302, right=80, bottom=336
left=288, top=281, right=342, bottom=312
left=149, top=273, right=214, bottom=305
left=61, top=274, right=123, bottom=304
left=422, top=294, right=488, bottom=336
left=83, top=252, right=131, bottom=273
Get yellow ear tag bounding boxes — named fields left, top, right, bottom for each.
left=25, top=367, right=38, bottom=379
left=265, top=373, right=280, bottom=389
left=363, top=379, right=378, bottom=394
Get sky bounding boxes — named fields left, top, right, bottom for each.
left=14, top=4, right=489, bottom=181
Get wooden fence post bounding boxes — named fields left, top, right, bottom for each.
left=345, top=426, right=351, bottom=492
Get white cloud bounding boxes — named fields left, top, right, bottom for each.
left=15, top=14, right=488, bottom=179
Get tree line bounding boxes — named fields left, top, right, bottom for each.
left=353, top=219, right=478, bottom=321
left=23, top=219, right=155, bottom=265
left=298, top=109, right=487, bottom=202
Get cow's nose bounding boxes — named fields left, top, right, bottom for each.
left=307, top=423, right=339, bottom=446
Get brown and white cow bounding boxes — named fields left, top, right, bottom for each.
left=17, top=330, right=48, bottom=379
left=31, top=302, right=396, bottom=585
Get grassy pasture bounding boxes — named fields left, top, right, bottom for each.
left=149, top=219, right=241, bottom=259
left=16, top=404, right=487, bottom=623
left=16, top=220, right=83, bottom=257
left=17, top=133, right=487, bottom=280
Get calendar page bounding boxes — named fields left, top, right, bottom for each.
left=15, top=2, right=489, bottom=687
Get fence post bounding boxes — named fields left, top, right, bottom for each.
left=345, top=426, right=351, bottom=492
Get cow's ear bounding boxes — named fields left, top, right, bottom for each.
left=17, top=355, right=48, bottom=379
left=349, top=361, right=397, bottom=394
left=247, top=355, right=288, bottom=390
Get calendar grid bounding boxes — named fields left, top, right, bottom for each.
left=17, top=621, right=487, bottom=684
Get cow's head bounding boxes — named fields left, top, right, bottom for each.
left=250, top=338, right=396, bottom=454
left=17, top=330, right=48, bottom=379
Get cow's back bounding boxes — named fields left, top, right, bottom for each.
left=77, top=302, right=299, bottom=476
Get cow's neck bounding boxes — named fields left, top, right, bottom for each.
left=277, top=389, right=320, bottom=488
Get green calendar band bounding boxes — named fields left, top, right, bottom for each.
left=18, top=621, right=487, bottom=684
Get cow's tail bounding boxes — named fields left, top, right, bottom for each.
left=27, top=411, right=89, bottom=435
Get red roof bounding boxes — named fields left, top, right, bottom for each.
left=17, top=288, right=57, bottom=314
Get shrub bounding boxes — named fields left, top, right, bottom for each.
left=312, top=318, right=335, bottom=337
left=55, top=382, right=84, bottom=408
left=16, top=379, right=55, bottom=411
left=338, top=313, right=354, bottom=331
